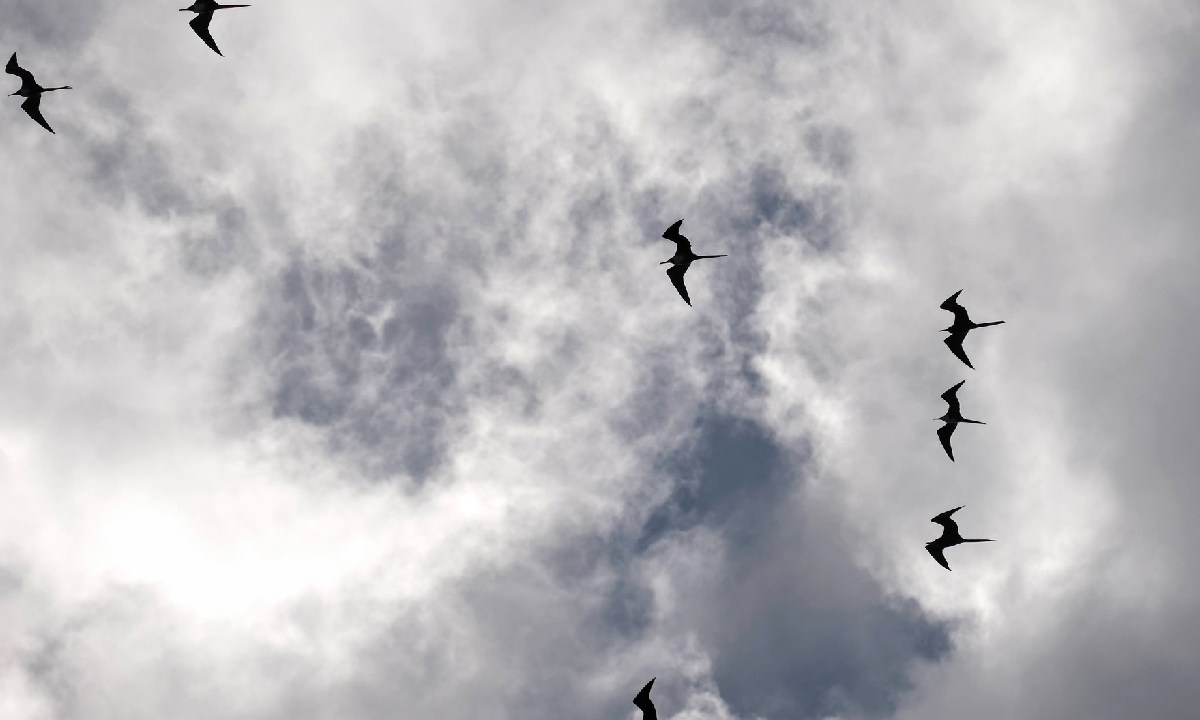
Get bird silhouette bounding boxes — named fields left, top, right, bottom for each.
left=6, top=53, right=71, bottom=134
left=926, top=505, right=993, bottom=571
left=633, top=678, right=657, bottom=720
left=661, top=219, right=726, bottom=306
left=937, top=380, right=984, bottom=462
left=940, top=290, right=1004, bottom=369
left=180, top=0, right=251, bottom=57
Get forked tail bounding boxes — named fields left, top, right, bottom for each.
left=975, top=321, right=1005, bottom=327
left=696, top=254, right=727, bottom=259
left=962, top=538, right=994, bottom=543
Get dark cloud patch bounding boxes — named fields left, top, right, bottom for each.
left=180, top=201, right=256, bottom=278
left=727, top=161, right=847, bottom=249
left=262, top=255, right=462, bottom=481
left=2, top=0, right=106, bottom=54
left=666, top=0, right=831, bottom=61
left=805, top=123, right=856, bottom=174
left=74, top=89, right=195, bottom=216
left=648, top=414, right=952, bottom=719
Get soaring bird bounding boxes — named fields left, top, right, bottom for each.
left=660, top=219, right=726, bottom=306
left=937, top=380, right=984, bottom=462
left=926, top=505, right=993, bottom=571
left=940, top=289, right=1004, bottom=369
left=633, top=678, right=657, bottom=720
left=180, top=0, right=251, bottom=56
left=6, top=53, right=71, bottom=134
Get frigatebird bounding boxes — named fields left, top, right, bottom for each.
left=926, top=505, right=993, bottom=571
left=180, top=0, right=251, bottom=57
left=660, top=219, right=726, bottom=306
left=940, top=289, right=1004, bottom=369
left=633, top=677, right=657, bottom=720
left=6, top=53, right=71, bottom=134
left=937, top=380, right=984, bottom=462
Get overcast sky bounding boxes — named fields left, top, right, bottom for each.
left=2, top=1, right=1199, bottom=718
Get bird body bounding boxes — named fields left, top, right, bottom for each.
left=940, top=290, right=1004, bottom=369
left=660, top=219, right=726, bottom=306
left=937, top=380, right=984, bottom=461
left=180, top=1, right=251, bottom=56
left=925, top=506, right=993, bottom=570
left=633, top=678, right=657, bottom=720
left=6, top=53, right=71, bottom=133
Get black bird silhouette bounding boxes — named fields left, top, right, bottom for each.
left=940, top=290, right=1004, bottom=369
left=6, top=53, right=71, bottom=134
left=937, top=380, right=984, bottom=462
left=180, top=0, right=251, bottom=57
left=661, top=219, right=726, bottom=306
left=926, top=505, right=993, bottom=571
left=633, top=678, right=657, bottom=720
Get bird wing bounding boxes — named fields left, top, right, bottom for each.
left=931, top=506, right=962, bottom=530
left=940, top=290, right=972, bottom=324
left=6, top=53, right=34, bottom=85
left=926, top=542, right=952, bottom=571
left=940, top=380, right=965, bottom=414
left=939, top=290, right=962, bottom=310
left=937, top=423, right=956, bottom=461
left=189, top=12, right=224, bottom=56
left=633, top=678, right=657, bottom=720
left=20, top=95, right=54, bottom=134
left=666, top=264, right=691, bottom=306
left=943, top=330, right=974, bottom=369
left=662, top=219, right=692, bottom=254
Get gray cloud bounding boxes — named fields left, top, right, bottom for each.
left=4, top=1, right=1199, bottom=719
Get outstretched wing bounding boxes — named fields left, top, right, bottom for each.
left=20, top=95, right=54, bottom=133
left=931, top=506, right=963, bottom=529
left=926, top=542, right=952, bottom=571
left=940, top=380, right=965, bottom=414
left=666, top=264, right=691, bottom=306
left=662, top=219, right=692, bottom=254
left=936, top=423, right=956, bottom=461
left=943, top=329, right=973, bottom=369
left=633, top=678, right=657, bottom=720
left=940, top=289, right=972, bottom=324
left=6, top=53, right=35, bottom=86
left=190, top=12, right=224, bottom=56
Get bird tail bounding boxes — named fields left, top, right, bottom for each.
left=975, top=321, right=1005, bottom=327
left=961, top=419, right=986, bottom=424
left=695, top=254, right=727, bottom=259
left=45, top=86, right=72, bottom=91
left=962, top=538, right=994, bottom=543
left=216, top=3, right=251, bottom=7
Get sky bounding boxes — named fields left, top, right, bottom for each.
left=1, top=1, right=1199, bottom=718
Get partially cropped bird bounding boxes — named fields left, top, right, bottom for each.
left=180, top=0, right=251, bottom=57
left=633, top=678, right=657, bottom=720
left=940, top=289, right=1004, bottom=369
left=937, top=380, right=984, bottom=462
left=6, top=53, right=71, bottom=134
left=926, top=505, right=993, bottom=571
left=660, top=219, right=726, bottom=306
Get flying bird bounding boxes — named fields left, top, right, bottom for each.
left=660, top=219, right=726, bottom=306
left=940, top=289, right=1004, bottom=369
left=6, top=53, right=71, bottom=134
left=180, top=0, right=251, bottom=57
left=937, top=380, right=984, bottom=462
left=633, top=677, right=657, bottom=720
left=926, top=505, right=993, bottom=571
